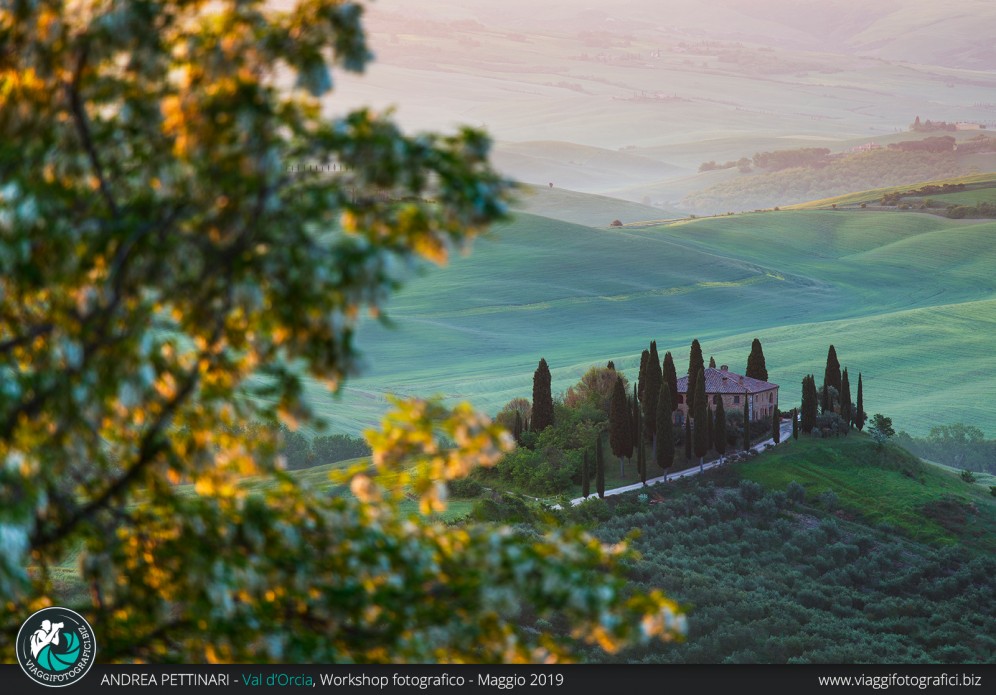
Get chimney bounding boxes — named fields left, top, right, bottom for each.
left=720, top=365, right=728, bottom=371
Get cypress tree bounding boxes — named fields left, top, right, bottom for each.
left=581, top=449, right=590, bottom=499
left=630, top=385, right=640, bottom=454
left=801, top=375, right=818, bottom=434
left=684, top=417, right=692, bottom=462
left=623, top=394, right=635, bottom=460
left=595, top=432, right=605, bottom=499
left=693, top=367, right=709, bottom=469
left=855, top=373, right=866, bottom=431
left=772, top=407, right=780, bottom=444
left=743, top=395, right=751, bottom=451
left=687, top=339, right=705, bottom=413
left=606, top=360, right=615, bottom=371
left=655, top=378, right=674, bottom=473
left=746, top=338, right=768, bottom=381
left=824, top=345, right=842, bottom=394
left=840, top=368, right=852, bottom=430
left=513, top=411, right=523, bottom=445
left=637, top=349, right=650, bottom=403
left=524, top=416, right=529, bottom=433
left=638, top=412, right=647, bottom=486
left=821, top=382, right=830, bottom=415
left=531, top=358, right=554, bottom=432
left=714, top=398, right=727, bottom=459
left=792, top=407, right=799, bottom=440
left=709, top=355, right=716, bottom=368
left=643, top=341, right=663, bottom=457
left=609, top=376, right=629, bottom=476
left=662, top=351, right=679, bottom=412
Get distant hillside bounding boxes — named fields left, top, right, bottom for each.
left=444, top=0, right=996, bottom=69
left=511, top=185, right=672, bottom=226
left=493, top=141, right=685, bottom=193
left=684, top=147, right=989, bottom=213
left=787, top=172, right=996, bottom=209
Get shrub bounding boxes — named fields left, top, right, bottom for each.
left=787, top=481, right=806, bottom=504
left=818, top=489, right=839, bottom=512
left=449, top=478, right=484, bottom=498
left=470, top=494, right=534, bottom=523
left=610, top=219, right=623, bottom=227
left=959, top=470, right=976, bottom=483
left=739, top=480, right=764, bottom=504
left=498, top=444, right=578, bottom=495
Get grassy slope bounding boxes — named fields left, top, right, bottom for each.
left=511, top=184, right=672, bottom=226
left=739, top=434, right=996, bottom=553
left=786, top=172, right=996, bottom=209
left=922, top=187, right=996, bottom=206
left=311, top=208, right=996, bottom=437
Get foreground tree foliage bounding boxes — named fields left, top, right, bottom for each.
left=0, top=0, right=681, bottom=663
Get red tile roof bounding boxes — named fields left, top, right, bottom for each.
left=676, top=367, right=778, bottom=395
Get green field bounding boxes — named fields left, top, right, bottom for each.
left=739, top=435, right=996, bottom=553
left=787, top=172, right=996, bottom=209
left=306, top=206, right=996, bottom=438
left=511, top=184, right=672, bottom=226
left=920, top=187, right=996, bottom=206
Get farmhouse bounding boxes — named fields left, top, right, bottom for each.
left=674, top=365, right=779, bottom=424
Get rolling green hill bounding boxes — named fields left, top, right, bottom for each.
left=788, top=172, right=996, bottom=209
left=683, top=149, right=989, bottom=213
left=739, top=435, right=996, bottom=553
left=298, top=206, right=996, bottom=438
left=511, top=184, right=671, bottom=226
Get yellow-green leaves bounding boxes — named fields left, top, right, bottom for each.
left=0, top=0, right=681, bottom=664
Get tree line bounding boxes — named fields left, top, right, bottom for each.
left=495, top=338, right=782, bottom=498
left=895, top=424, right=996, bottom=475
left=797, top=345, right=868, bottom=439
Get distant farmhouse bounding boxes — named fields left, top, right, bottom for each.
left=675, top=365, right=779, bottom=424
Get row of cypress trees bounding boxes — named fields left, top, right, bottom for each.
left=539, top=337, right=788, bottom=500
left=800, top=345, right=867, bottom=434
left=589, top=338, right=769, bottom=497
